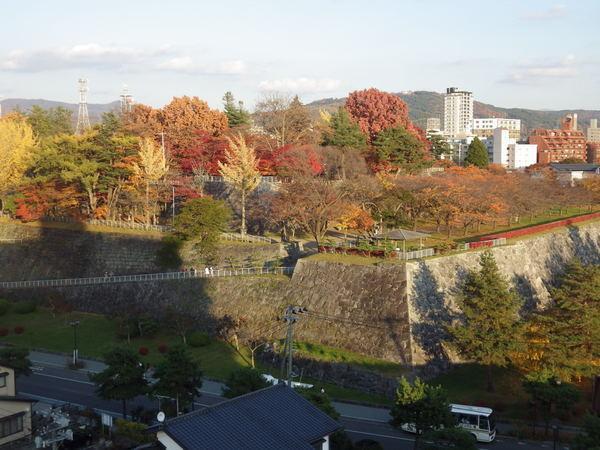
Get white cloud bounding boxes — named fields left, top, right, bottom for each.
left=500, top=55, right=578, bottom=84
left=157, top=57, right=246, bottom=75
left=522, top=4, right=567, bottom=20
left=0, top=44, right=164, bottom=72
left=258, top=77, right=341, bottom=94
left=0, top=44, right=245, bottom=75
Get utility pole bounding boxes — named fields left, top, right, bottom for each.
left=280, top=306, right=307, bottom=385
left=70, top=321, right=80, bottom=366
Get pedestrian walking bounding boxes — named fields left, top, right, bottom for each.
left=204, top=267, right=210, bottom=276
left=209, top=266, right=214, bottom=276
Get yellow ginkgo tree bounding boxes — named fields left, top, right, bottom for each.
left=0, top=118, right=37, bottom=213
left=131, top=137, right=169, bottom=225
left=218, top=134, right=261, bottom=236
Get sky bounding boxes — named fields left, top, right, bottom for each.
left=0, top=0, right=599, bottom=111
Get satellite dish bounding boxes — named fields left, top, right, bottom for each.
left=157, top=411, right=166, bottom=423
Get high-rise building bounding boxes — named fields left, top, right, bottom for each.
left=529, top=114, right=587, bottom=164
left=472, top=118, right=521, bottom=139
left=587, top=118, right=600, bottom=143
left=443, top=87, right=473, bottom=138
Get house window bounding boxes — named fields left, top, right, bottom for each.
left=0, top=414, right=24, bottom=438
left=0, top=375, right=6, bottom=388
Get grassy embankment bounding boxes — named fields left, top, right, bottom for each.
left=0, top=307, right=594, bottom=421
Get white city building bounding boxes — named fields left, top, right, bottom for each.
left=492, top=128, right=537, bottom=169
left=587, top=118, right=600, bottom=143
left=444, top=87, right=473, bottom=138
left=426, top=117, right=441, bottom=132
left=473, top=118, right=521, bottom=139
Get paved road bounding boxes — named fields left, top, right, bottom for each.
left=18, top=362, right=569, bottom=450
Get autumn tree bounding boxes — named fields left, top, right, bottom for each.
left=254, top=94, right=313, bottom=148
left=345, top=88, right=424, bottom=144
left=0, top=118, right=36, bottom=212
left=273, top=177, right=345, bottom=245
left=218, top=134, right=261, bottom=236
left=464, top=137, right=489, bottom=168
left=131, top=137, right=169, bottom=224
left=448, top=251, right=523, bottom=391
left=160, top=96, right=228, bottom=150
left=223, top=91, right=251, bottom=127
left=122, top=103, right=162, bottom=138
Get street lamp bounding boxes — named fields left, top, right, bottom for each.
left=70, top=321, right=80, bottom=366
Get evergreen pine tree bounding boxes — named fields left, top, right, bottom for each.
left=527, top=260, right=600, bottom=381
left=223, top=91, right=250, bottom=127
left=464, top=137, right=489, bottom=168
left=322, top=107, right=366, bottom=178
left=390, top=376, right=455, bottom=450
left=448, top=250, right=523, bottom=391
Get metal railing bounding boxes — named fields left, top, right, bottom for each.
left=36, top=216, right=278, bottom=243
left=462, top=237, right=507, bottom=250
left=221, top=232, right=277, bottom=244
left=202, top=175, right=280, bottom=184
left=0, top=267, right=295, bottom=290
left=43, top=216, right=170, bottom=232
left=0, top=239, right=23, bottom=244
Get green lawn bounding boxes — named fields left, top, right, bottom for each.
left=0, top=308, right=249, bottom=379
left=0, top=307, right=395, bottom=404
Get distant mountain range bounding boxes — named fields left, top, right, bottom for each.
left=0, top=98, right=121, bottom=124
left=307, top=91, right=600, bottom=136
left=2, top=93, right=599, bottom=136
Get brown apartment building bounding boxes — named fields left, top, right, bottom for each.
left=528, top=114, right=587, bottom=164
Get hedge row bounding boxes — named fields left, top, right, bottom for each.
left=479, top=211, right=600, bottom=242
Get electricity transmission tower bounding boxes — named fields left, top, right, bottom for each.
left=120, top=84, right=134, bottom=113
left=280, top=305, right=307, bottom=385
left=75, top=78, right=91, bottom=135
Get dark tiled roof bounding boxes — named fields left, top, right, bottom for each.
left=159, top=384, right=340, bottom=450
left=550, top=163, right=600, bottom=172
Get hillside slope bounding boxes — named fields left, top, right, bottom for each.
left=307, top=91, right=600, bottom=134
left=0, top=98, right=121, bottom=124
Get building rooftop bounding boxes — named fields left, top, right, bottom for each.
left=550, top=163, right=600, bottom=172
left=155, top=384, right=341, bottom=450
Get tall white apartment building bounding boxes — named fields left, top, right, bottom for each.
left=492, top=128, right=537, bottom=169
left=443, top=87, right=473, bottom=138
left=473, top=118, right=521, bottom=139
left=587, top=119, right=600, bottom=143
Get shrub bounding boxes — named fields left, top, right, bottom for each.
left=0, top=299, right=10, bottom=316
left=138, top=347, right=149, bottom=356
left=157, top=343, right=168, bottom=354
left=13, top=301, right=36, bottom=314
left=0, top=328, right=8, bottom=337
left=188, top=331, right=211, bottom=348
left=155, top=235, right=183, bottom=269
left=13, top=326, right=24, bottom=335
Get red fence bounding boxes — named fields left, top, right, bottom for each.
left=479, top=211, right=600, bottom=242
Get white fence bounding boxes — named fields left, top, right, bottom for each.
left=401, top=248, right=435, bottom=260
left=0, top=239, right=23, bottom=244
left=36, top=216, right=278, bottom=243
left=221, top=232, right=277, bottom=244
left=461, top=237, right=507, bottom=251
left=0, top=267, right=295, bottom=290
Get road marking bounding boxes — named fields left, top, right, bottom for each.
left=31, top=372, right=96, bottom=385
left=346, top=429, right=414, bottom=442
left=340, top=414, right=388, bottom=423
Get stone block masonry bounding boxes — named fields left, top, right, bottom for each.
left=1, top=221, right=599, bottom=369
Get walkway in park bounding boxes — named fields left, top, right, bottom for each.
left=0, top=266, right=294, bottom=290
